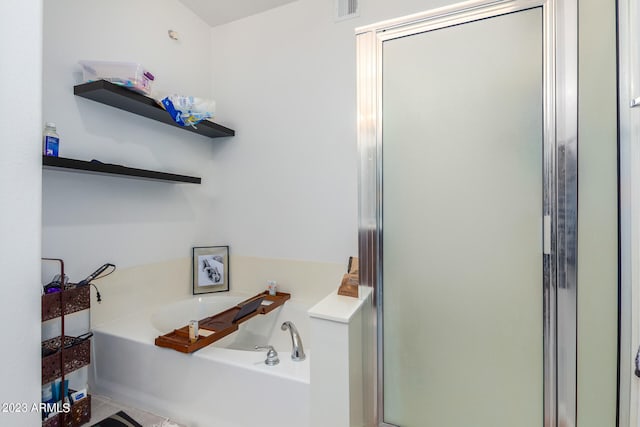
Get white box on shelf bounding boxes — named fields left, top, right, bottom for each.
left=79, top=60, right=154, bottom=95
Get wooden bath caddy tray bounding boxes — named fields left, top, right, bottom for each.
left=155, top=291, right=291, bottom=353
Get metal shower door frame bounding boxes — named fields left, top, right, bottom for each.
left=618, top=0, right=640, bottom=425
left=355, top=1, right=578, bottom=426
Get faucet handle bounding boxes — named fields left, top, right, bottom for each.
left=255, top=345, right=280, bottom=366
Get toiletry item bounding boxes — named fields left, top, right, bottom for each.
left=43, top=273, right=69, bottom=294
left=267, top=280, right=277, bottom=296
left=41, top=385, right=53, bottom=420
left=43, top=123, right=60, bottom=157
left=70, top=389, right=86, bottom=403
left=42, top=384, right=53, bottom=404
left=189, top=320, right=198, bottom=343
left=51, top=379, right=68, bottom=403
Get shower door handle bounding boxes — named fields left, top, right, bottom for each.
left=631, top=97, right=640, bottom=108
left=635, top=346, right=640, bottom=377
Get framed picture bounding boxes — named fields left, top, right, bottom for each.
left=192, top=246, right=229, bottom=295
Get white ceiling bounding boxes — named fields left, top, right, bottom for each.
left=178, top=0, right=299, bottom=27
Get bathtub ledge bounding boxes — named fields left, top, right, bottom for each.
left=307, top=286, right=371, bottom=324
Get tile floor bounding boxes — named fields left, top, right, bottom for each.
left=89, top=395, right=185, bottom=427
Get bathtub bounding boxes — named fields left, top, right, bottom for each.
left=90, top=293, right=311, bottom=427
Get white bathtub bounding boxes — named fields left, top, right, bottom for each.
left=90, top=294, right=311, bottom=427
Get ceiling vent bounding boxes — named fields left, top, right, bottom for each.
left=335, top=0, right=359, bottom=21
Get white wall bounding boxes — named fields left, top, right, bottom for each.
left=208, top=0, right=450, bottom=264
left=42, top=0, right=217, bottom=279
left=0, top=0, right=42, bottom=425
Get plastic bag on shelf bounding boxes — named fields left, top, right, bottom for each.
left=161, top=95, right=216, bottom=127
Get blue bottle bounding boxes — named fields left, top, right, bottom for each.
left=43, top=122, right=59, bottom=157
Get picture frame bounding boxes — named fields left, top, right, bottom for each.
left=192, top=246, right=229, bottom=295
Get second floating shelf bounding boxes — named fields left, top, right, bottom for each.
left=43, top=156, right=201, bottom=184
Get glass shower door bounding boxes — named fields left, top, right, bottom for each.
left=381, top=8, right=543, bottom=427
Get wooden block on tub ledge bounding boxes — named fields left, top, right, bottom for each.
left=337, top=274, right=359, bottom=298
left=154, top=291, right=291, bottom=353
left=337, top=256, right=359, bottom=298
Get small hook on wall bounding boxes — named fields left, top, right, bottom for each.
left=168, top=30, right=179, bottom=41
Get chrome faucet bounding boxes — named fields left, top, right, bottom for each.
left=281, top=321, right=306, bottom=361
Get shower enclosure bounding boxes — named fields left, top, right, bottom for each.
left=356, top=1, right=577, bottom=426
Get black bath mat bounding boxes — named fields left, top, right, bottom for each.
left=91, top=410, right=143, bottom=427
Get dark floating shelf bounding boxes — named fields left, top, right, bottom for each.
left=43, top=156, right=201, bottom=184
left=74, top=80, right=235, bottom=139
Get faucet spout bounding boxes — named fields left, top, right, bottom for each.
left=281, top=321, right=306, bottom=361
